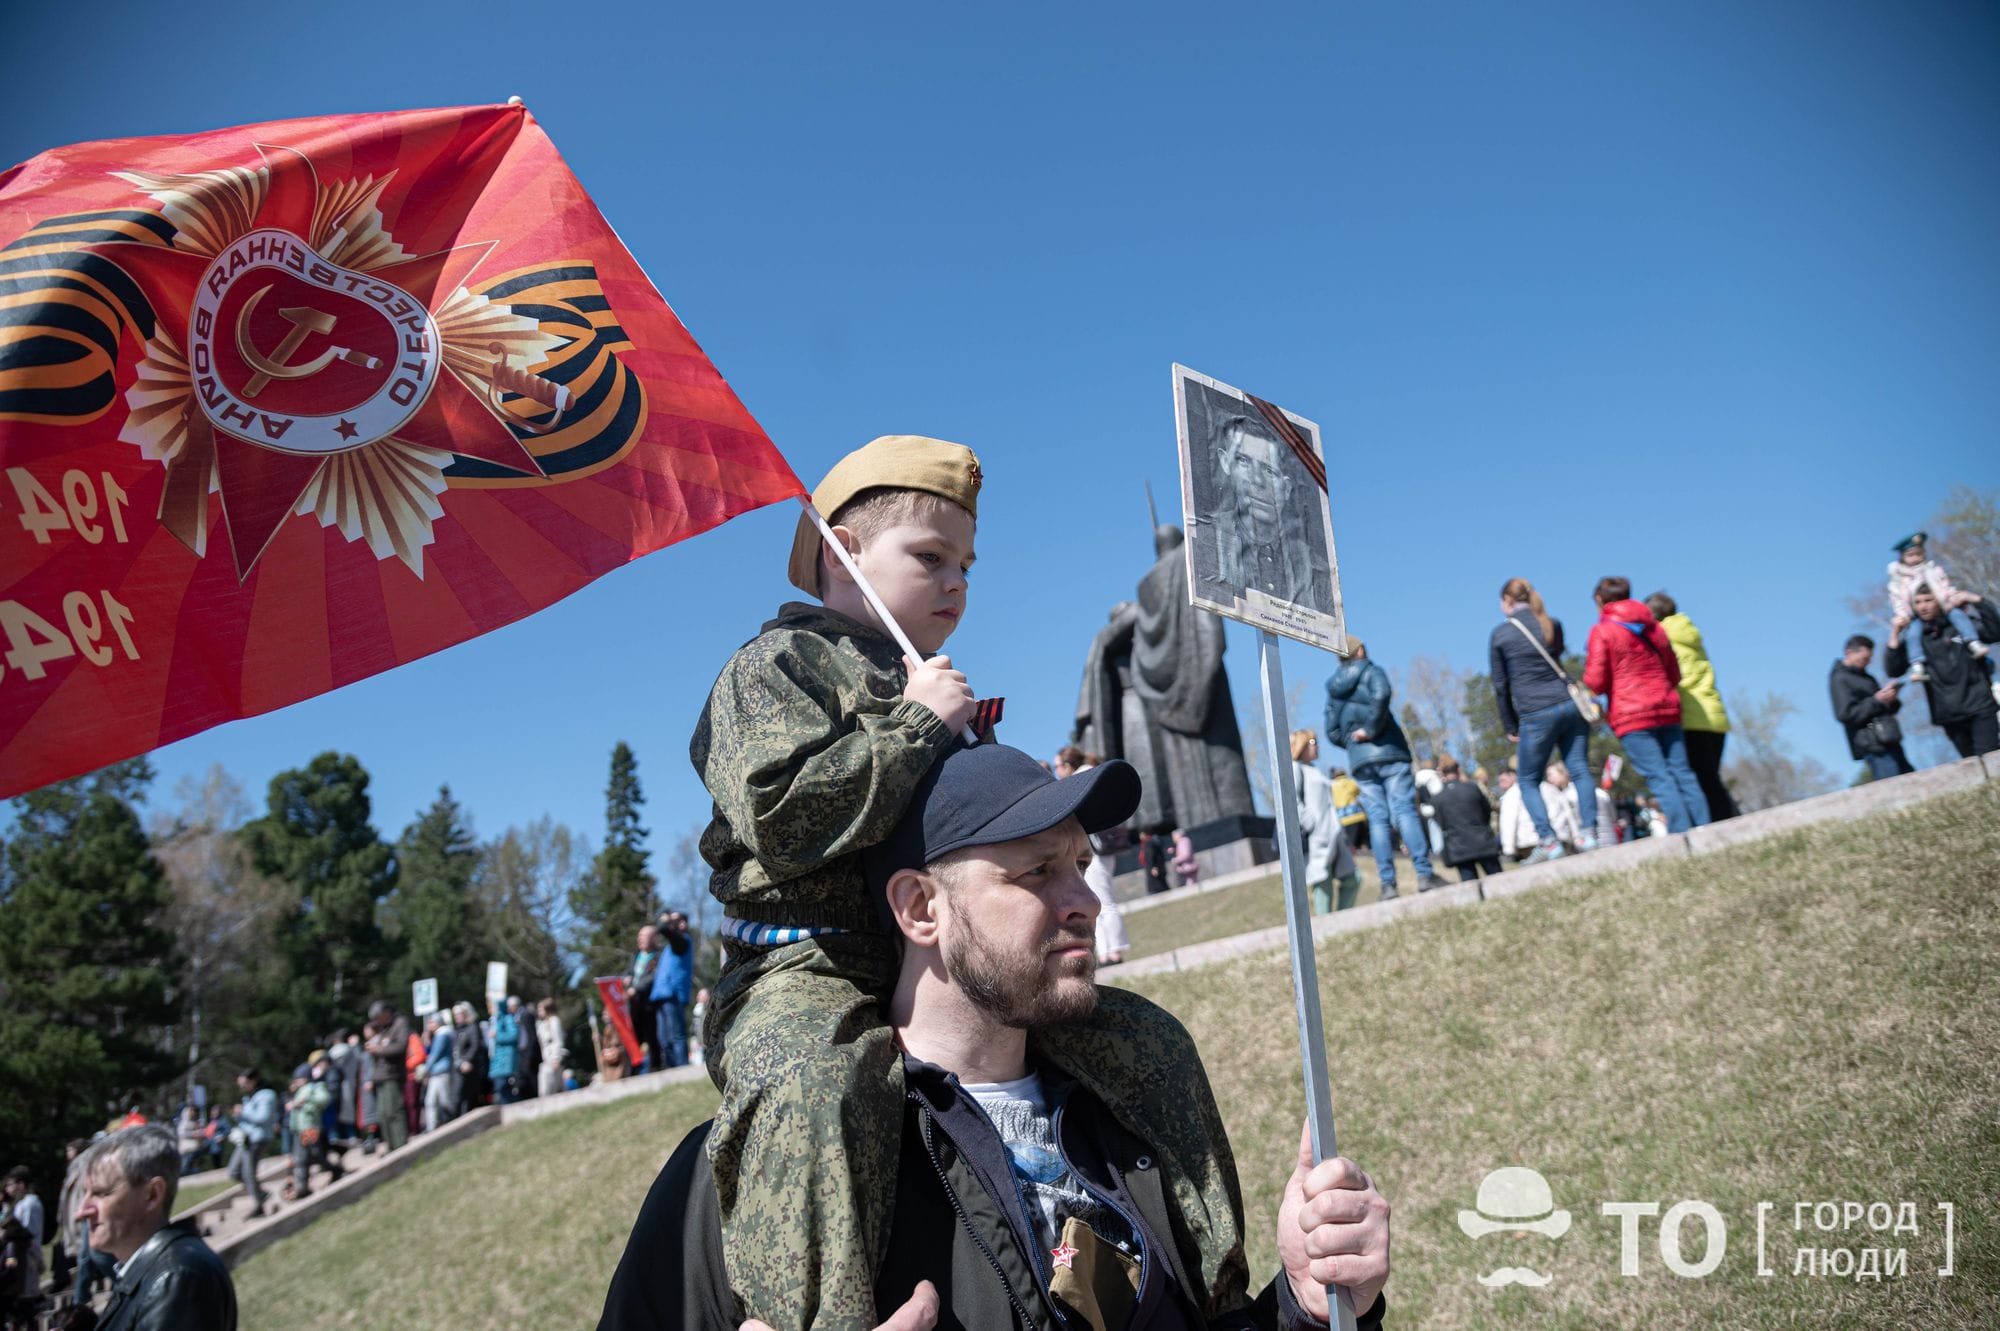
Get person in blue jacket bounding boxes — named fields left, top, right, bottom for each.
left=1325, top=638, right=1448, bottom=899
left=651, top=911, right=697, bottom=1069
left=488, top=997, right=521, bottom=1104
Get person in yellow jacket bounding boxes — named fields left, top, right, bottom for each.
left=1330, top=768, right=1369, bottom=852
left=1647, top=592, right=1739, bottom=820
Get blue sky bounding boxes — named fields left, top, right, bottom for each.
left=4, top=2, right=1995, bottom=868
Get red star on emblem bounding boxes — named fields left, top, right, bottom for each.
left=1050, top=1242, right=1079, bottom=1270
left=86, top=142, right=549, bottom=579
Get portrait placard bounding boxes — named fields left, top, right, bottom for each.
left=1171, top=364, right=1346, bottom=653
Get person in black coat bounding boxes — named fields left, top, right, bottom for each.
left=1829, top=634, right=1915, bottom=781
left=1885, top=586, right=2000, bottom=758
left=74, top=1125, right=237, bottom=1331
left=1429, top=758, right=1504, bottom=882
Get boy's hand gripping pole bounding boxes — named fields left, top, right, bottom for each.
left=799, top=497, right=979, bottom=744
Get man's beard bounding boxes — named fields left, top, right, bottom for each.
left=943, top=915, right=1099, bottom=1029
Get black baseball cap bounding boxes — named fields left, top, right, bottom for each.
left=865, top=743, right=1140, bottom=892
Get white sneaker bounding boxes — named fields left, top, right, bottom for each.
left=1910, top=662, right=1929, bottom=682
left=1972, top=641, right=1990, bottom=659
left=1523, top=840, right=1567, bottom=865
left=1575, top=833, right=1599, bottom=853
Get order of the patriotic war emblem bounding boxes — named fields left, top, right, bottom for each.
left=3, top=142, right=642, bottom=578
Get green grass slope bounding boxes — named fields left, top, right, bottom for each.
left=237, top=783, right=1999, bottom=1329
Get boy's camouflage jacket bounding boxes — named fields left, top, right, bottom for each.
left=690, top=603, right=957, bottom=934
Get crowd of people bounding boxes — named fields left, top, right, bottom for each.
left=9, top=423, right=1988, bottom=1331
left=1, top=916, right=715, bottom=1330
left=1174, top=537, right=2000, bottom=909
left=1276, top=573, right=1730, bottom=902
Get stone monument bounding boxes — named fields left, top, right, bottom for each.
left=1074, top=525, right=1273, bottom=891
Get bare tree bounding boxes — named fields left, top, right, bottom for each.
left=1720, top=692, right=1839, bottom=813
left=478, top=817, right=589, bottom=998
left=659, top=826, right=726, bottom=994
left=1393, top=655, right=1476, bottom=769
left=1929, top=484, right=2000, bottom=598
left=150, top=766, right=284, bottom=1102
left=1238, top=676, right=1310, bottom=815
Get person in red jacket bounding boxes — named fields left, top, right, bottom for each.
left=1581, top=576, right=1711, bottom=833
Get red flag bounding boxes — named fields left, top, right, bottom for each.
left=595, top=975, right=644, bottom=1067
left=0, top=104, right=804, bottom=796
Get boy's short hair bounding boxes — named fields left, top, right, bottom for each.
left=1845, top=633, right=1874, bottom=652
left=823, top=488, right=971, bottom=587
left=1594, top=576, right=1631, bottom=603
left=1645, top=591, right=1677, bottom=620
left=1438, top=757, right=1461, bottom=777
left=1913, top=582, right=1935, bottom=599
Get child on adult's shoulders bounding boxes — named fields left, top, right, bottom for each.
left=1885, top=531, right=1987, bottom=681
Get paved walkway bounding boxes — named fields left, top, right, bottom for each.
left=202, top=1064, right=711, bottom=1268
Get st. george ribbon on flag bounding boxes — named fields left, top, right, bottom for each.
left=0, top=103, right=809, bottom=796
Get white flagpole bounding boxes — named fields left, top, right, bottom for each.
left=798, top=496, right=978, bottom=745
left=1258, top=628, right=1357, bottom=1331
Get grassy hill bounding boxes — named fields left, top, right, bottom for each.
left=235, top=782, right=1999, bottom=1329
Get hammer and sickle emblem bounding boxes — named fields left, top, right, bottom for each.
left=234, top=285, right=381, bottom=397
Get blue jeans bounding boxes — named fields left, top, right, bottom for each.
left=1354, top=760, right=1432, bottom=886
left=1515, top=700, right=1598, bottom=842
left=1864, top=747, right=1915, bottom=781
left=1902, top=608, right=1981, bottom=667
left=655, top=1000, right=689, bottom=1068
left=1620, top=724, right=1711, bottom=832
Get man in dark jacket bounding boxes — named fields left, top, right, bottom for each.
left=362, top=1000, right=411, bottom=1152
left=76, top=1125, right=237, bottom=1331
left=599, top=745, right=1391, bottom=1331
left=1324, top=640, right=1445, bottom=899
left=1885, top=585, right=2000, bottom=758
left=1429, top=759, right=1502, bottom=883
left=1829, top=635, right=1914, bottom=780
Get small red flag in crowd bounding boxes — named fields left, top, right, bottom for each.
left=594, top=976, right=644, bottom=1067
left=0, top=104, right=805, bottom=797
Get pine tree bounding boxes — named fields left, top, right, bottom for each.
left=569, top=742, right=657, bottom=978
left=239, top=752, right=399, bottom=1057
left=386, top=785, right=486, bottom=1013
left=0, top=760, right=180, bottom=1194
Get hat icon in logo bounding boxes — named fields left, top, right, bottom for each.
left=1459, top=1167, right=1572, bottom=1239
left=1460, top=1167, right=1570, bottom=1289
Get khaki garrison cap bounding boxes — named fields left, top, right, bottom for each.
left=786, top=435, right=983, bottom=594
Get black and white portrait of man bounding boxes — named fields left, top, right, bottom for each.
left=1174, top=365, right=1344, bottom=651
